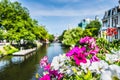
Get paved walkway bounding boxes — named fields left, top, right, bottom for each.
left=13, top=48, right=36, bottom=56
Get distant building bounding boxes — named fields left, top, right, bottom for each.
left=78, top=18, right=92, bottom=29
left=102, top=0, right=120, bottom=41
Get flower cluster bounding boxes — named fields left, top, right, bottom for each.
left=39, top=36, right=120, bottom=80
left=105, top=50, right=120, bottom=64
left=66, top=36, right=99, bottom=65
left=40, top=56, right=50, bottom=70
left=39, top=55, right=66, bottom=80
left=106, top=28, right=118, bottom=36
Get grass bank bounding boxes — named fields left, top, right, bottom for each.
left=0, top=45, right=19, bottom=57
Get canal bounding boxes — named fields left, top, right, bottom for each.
left=0, top=43, right=69, bottom=80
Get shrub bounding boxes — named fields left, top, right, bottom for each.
left=96, top=38, right=110, bottom=53
left=3, top=45, right=19, bottom=55
left=62, top=27, right=83, bottom=46
left=0, top=50, right=2, bottom=54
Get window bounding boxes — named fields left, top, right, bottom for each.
left=115, top=16, right=118, bottom=25
left=112, top=9, right=116, bottom=15
left=108, top=10, right=111, bottom=16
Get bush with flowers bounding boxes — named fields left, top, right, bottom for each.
left=39, top=36, right=120, bottom=80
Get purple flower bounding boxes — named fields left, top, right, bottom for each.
left=81, top=46, right=86, bottom=52
left=73, top=53, right=87, bottom=66
left=66, top=47, right=81, bottom=57
left=88, top=37, right=96, bottom=44
left=58, top=73, right=63, bottom=80
left=80, top=36, right=97, bottom=49
left=44, top=64, right=51, bottom=70
left=80, top=38, right=86, bottom=44
left=48, top=70, right=63, bottom=80
left=40, top=56, right=48, bottom=68
left=80, top=36, right=90, bottom=44
left=39, top=74, right=50, bottom=80
left=84, top=52, right=89, bottom=56
left=49, top=70, right=59, bottom=76
left=66, top=46, right=87, bottom=57
left=89, top=46, right=99, bottom=55
left=89, top=41, right=96, bottom=49
left=90, top=55, right=99, bottom=63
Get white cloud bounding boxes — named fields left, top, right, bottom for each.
left=29, top=8, right=106, bottom=17
left=18, top=0, right=112, bottom=18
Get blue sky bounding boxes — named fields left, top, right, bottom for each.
left=11, top=0, right=118, bottom=35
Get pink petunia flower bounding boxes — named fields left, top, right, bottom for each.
left=39, top=74, right=50, bottom=80
left=48, top=70, right=63, bottom=80
left=57, top=73, right=64, bottom=80
left=44, top=64, right=51, bottom=70
left=80, top=36, right=90, bottom=44
left=73, top=53, right=87, bottom=66
left=90, top=55, right=99, bottom=63
left=40, top=56, right=48, bottom=68
left=66, top=47, right=81, bottom=57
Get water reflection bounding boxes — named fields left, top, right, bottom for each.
left=0, top=43, right=69, bottom=80
left=11, top=56, right=25, bottom=64
left=0, top=60, right=9, bottom=72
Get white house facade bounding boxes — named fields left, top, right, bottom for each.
left=102, top=0, right=120, bottom=41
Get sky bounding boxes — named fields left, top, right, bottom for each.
left=11, top=0, right=118, bottom=35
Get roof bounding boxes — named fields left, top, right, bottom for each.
left=103, top=6, right=120, bottom=19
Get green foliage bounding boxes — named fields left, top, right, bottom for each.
left=96, top=38, right=110, bottom=54
left=82, top=29, right=93, bottom=37
left=32, top=26, right=50, bottom=41
left=59, top=30, right=67, bottom=41
left=0, top=0, right=51, bottom=42
left=110, top=39, right=120, bottom=51
left=48, top=34, right=54, bottom=42
left=0, top=50, right=2, bottom=54
left=62, top=27, right=83, bottom=46
left=85, top=20, right=101, bottom=36
left=63, top=70, right=99, bottom=80
left=96, top=38, right=109, bottom=49
left=3, top=45, right=19, bottom=55
left=84, top=70, right=92, bottom=80
left=0, top=29, right=5, bottom=40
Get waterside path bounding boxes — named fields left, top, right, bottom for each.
left=13, top=48, right=36, bottom=56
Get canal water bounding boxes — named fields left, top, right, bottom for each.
left=0, top=43, right=69, bottom=80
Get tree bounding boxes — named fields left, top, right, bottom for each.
left=62, top=27, right=83, bottom=46
left=48, top=34, right=54, bottom=42
left=32, top=26, right=49, bottom=40
left=0, top=29, right=4, bottom=40
left=82, top=29, right=93, bottom=37
left=59, top=30, right=67, bottom=42
left=0, top=0, right=52, bottom=43
left=85, top=20, right=101, bottom=36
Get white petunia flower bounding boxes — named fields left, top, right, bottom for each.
left=106, top=54, right=119, bottom=63
left=51, top=56, right=60, bottom=70
left=51, top=54, right=69, bottom=70
left=100, top=70, right=112, bottom=80
left=88, top=60, right=108, bottom=74
left=99, top=60, right=109, bottom=70
left=66, top=69, right=72, bottom=75
left=116, top=70, right=120, bottom=79
left=109, top=64, right=120, bottom=79
left=81, top=59, right=90, bottom=73
left=88, top=62, right=100, bottom=74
